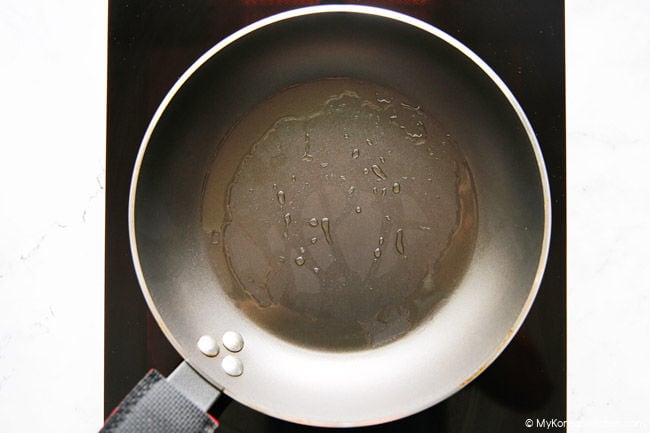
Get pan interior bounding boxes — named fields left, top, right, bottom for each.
left=202, top=78, right=478, bottom=351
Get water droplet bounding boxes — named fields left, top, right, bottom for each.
left=373, top=247, right=382, bottom=258
left=352, top=148, right=360, bottom=159
left=210, top=230, right=221, bottom=245
left=272, top=183, right=277, bottom=190
left=372, top=186, right=378, bottom=194
left=379, top=236, right=384, bottom=245
left=419, top=226, right=431, bottom=231
left=278, top=256, right=286, bottom=263
left=291, top=174, right=296, bottom=182
left=308, top=217, right=319, bottom=227
left=379, top=156, right=386, bottom=164
left=299, top=246, right=306, bottom=254
left=348, top=185, right=356, bottom=195
left=392, top=182, right=401, bottom=194
left=310, top=237, right=318, bottom=244
left=344, top=132, right=350, bottom=139
left=283, top=213, right=291, bottom=239
left=321, top=217, right=333, bottom=244
left=355, top=206, right=362, bottom=213
left=400, top=102, right=422, bottom=112
left=377, top=97, right=392, bottom=104
left=396, top=228, right=405, bottom=255
left=363, top=167, right=369, bottom=175
left=313, top=267, right=320, bottom=274
left=295, top=256, right=305, bottom=266
left=366, top=138, right=374, bottom=146
left=381, top=187, right=387, bottom=197
left=389, top=114, right=398, bottom=120
left=277, top=190, right=286, bottom=205
left=320, top=162, right=329, bottom=168
left=385, top=215, right=392, bottom=222
left=370, top=164, right=387, bottom=180
left=303, top=132, right=313, bottom=161
left=339, top=175, right=346, bottom=181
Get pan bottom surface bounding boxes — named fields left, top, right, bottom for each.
left=202, top=78, right=478, bottom=351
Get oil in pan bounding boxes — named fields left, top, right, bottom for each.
left=202, top=78, right=478, bottom=351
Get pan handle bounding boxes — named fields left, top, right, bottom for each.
left=99, top=362, right=221, bottom=432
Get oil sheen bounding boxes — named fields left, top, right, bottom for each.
left=203, top=78, right=478, bottom=351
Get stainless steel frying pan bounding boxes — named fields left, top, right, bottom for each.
left=126, top=5, right=550, bottom=428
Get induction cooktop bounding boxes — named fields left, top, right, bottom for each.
left=106, top=1, right=565, bottom=432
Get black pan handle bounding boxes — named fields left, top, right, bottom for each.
left=100, top=362, right=221, bottom=432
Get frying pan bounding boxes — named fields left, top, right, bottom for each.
left=123, top=4, right=550, bottom=428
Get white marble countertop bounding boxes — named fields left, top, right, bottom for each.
left=0, top=1, right=648, bottom=432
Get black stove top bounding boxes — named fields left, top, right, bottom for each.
left=106, top=1, right=565, bottom=432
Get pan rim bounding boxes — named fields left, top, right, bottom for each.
left=128, top=4, right=552, bottom=427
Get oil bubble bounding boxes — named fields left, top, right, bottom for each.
left=396, top=228, right=405, bottom=255
left=370, top=164, right=387, bottom=180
